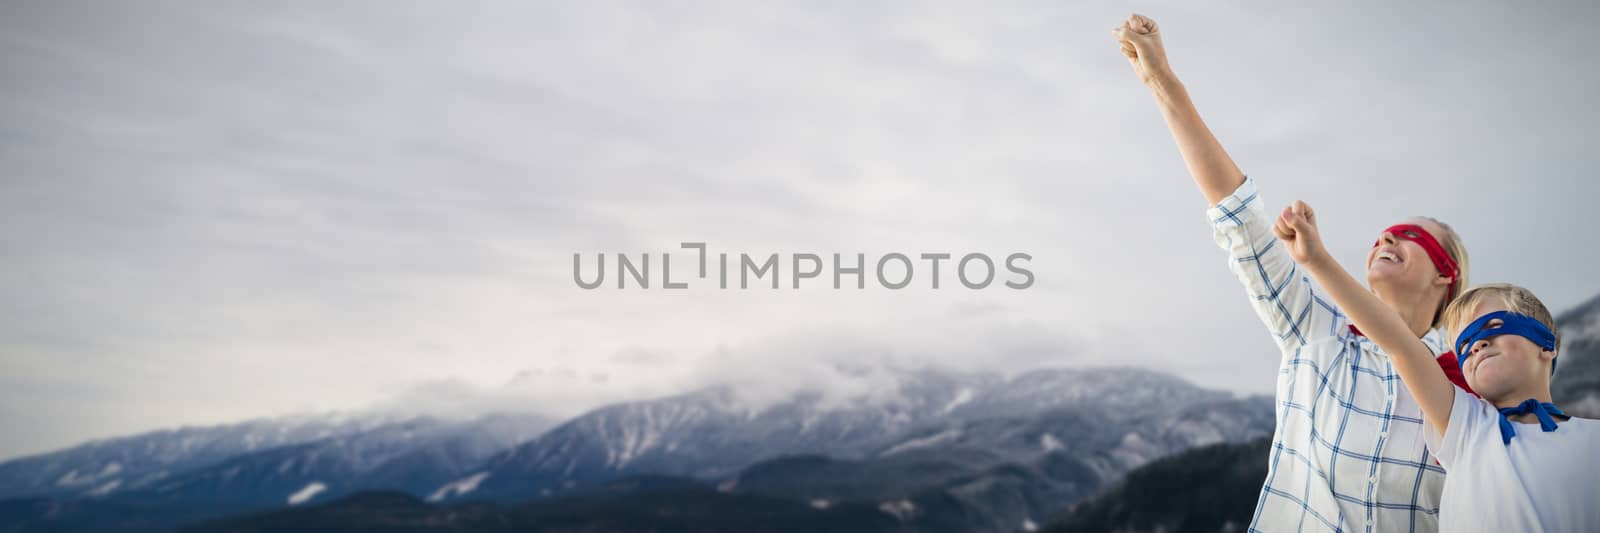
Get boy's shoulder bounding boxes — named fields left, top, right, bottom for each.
left=1559, top=415, right=1600, bottom=433
left=1533, top=415, right=1600, bottom=450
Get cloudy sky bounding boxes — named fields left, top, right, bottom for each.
left=3, top=0, right=1597, bottom=461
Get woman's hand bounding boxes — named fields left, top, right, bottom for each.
left=1274, top=200, right=1331, bottom=267
left=1113, top=13, right=1173, bottom=86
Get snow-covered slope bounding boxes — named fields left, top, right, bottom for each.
left=730, top=394, right=1276, bottom=533
left=0, top=413, right=400, bottom=500
left=448, top=367, right=1244, bottom=502
left=123, top=412, right=550, bottom=507
left=0, top=411, right=551, bottom=508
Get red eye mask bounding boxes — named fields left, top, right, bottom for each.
left=1373, top=224, right=1459, bottom=302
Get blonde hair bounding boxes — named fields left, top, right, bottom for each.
left=1441, top=283, right=1559, bottom=354
left=1418, top=216, right=1469, bottom=328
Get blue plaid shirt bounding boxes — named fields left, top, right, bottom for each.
left=1209, top=177, right=1449, bottom=533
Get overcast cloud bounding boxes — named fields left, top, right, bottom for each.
left=3, top=0, right=1598, bottom=460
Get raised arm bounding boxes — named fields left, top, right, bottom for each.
left=1277, top=201, right=1456, bottom=436
left=1114, top=14, right=1244, bottom=205
left=1118, top=15, right=1342, bottom=355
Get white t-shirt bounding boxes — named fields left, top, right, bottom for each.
left=1424, top=387, right=1600, bottom=532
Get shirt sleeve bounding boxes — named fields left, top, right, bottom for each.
left=1424, top=386, right=1494, bottom=469
left=1207, top=177, right=1350, bottom=357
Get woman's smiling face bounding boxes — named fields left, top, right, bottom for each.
left=1364, top=217, right=1448, bottom=288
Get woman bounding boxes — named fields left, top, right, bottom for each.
left=1114, top=14, right=1470, bottom=533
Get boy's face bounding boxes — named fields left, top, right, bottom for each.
left=1458, top=299, right=1557, bottom=400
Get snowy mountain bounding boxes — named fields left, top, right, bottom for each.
left=443, top=367, right=1256, bottom=503
left=1553, top=292, right=1600, bottom=417
left=0, top=413, right=406, bottom=500
left=1, top=366, right=1272, bottom=533
left=123, top=412, right=550, bottom=507
left=732, top=395, right=1276, bottom=532
left=169, top=390, right=1274, bottom=533
left=0, top=412, right=551, bottom=533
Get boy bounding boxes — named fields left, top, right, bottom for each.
left=1275, top=199, right=1600, bottom=531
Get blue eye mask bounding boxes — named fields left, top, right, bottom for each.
left=1454, top=311, right=1558, bottom=373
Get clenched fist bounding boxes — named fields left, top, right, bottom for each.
left=1273, top=200, right=1331, bottom=266
left=1112, top=13, right=1171, bottom=85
